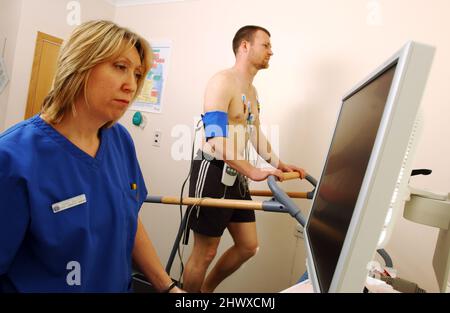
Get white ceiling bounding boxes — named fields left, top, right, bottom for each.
left=104, top=0, right=187, bottom=7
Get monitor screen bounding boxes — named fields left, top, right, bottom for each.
left=304, top=41, right=435, bottom=293
left=306, top=65, right=397, bottom=293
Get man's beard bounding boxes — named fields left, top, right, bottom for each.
left=255, top=59, right=269, bottom=70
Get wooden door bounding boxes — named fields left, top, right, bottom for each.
left=24, top=32, right=62, bottom=119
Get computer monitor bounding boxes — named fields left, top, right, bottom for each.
left=304, top=41, right=435, bottom=293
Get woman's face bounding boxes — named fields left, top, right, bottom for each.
left=83, top=46, right=144, bottom=125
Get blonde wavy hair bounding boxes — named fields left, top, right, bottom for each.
left=41, top=20, right=152, bottom=128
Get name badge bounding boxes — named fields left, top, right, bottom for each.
left=52, top=194, right=87, bottom=213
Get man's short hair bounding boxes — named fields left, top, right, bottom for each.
left=232, top=25, right=271, bottom=55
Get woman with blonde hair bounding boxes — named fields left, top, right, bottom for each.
left=0, top=20, right=181, bottom=293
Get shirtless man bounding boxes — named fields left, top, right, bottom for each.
left=183, top=25, right=306, bottom=293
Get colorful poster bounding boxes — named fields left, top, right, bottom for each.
left=131, top=42, right=171, bottom=113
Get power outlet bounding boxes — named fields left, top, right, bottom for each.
left=294, top=223, right=304, bottom=239
left=152, top=130, right=162, bottom=147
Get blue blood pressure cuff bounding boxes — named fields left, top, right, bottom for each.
left=201, top=111, right=228, bottom=141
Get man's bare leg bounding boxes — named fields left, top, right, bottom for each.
left=183, top=232, right=221, bottom=292
left=201, top=222, right=258, bottom=293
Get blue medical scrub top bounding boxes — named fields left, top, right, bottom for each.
left=0, top=115, right=147, bottom=292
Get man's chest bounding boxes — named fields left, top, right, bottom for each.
left=228, top=90, right=259, bottom=125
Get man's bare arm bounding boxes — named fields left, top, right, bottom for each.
left=203, top=73, right=284, bottom=181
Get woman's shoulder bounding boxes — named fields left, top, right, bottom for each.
left=0, top=116, right=42, bottom=151
left=0, top=116, right=44, bottom=175
left=107, top=122, right=133, bottom=142
left=105, top=122, right=137, bottom=154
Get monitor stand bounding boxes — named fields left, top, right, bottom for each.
left=404, top=186, right=450, bottom=292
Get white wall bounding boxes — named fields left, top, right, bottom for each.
left=1, top=0, right=115, bottom=131
left=116, top=0, right=450, bottom=292
left=0, top=0, right=23, bottom=130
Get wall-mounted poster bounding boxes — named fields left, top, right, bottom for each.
left=131, top=42, right=171, bottom=114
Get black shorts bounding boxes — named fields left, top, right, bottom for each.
left=187, top=151, right=255, bottom=237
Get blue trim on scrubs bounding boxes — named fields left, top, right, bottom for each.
left=0, top=115, right=147, bottom=292
left=201, top=111, right=228, bottom=141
